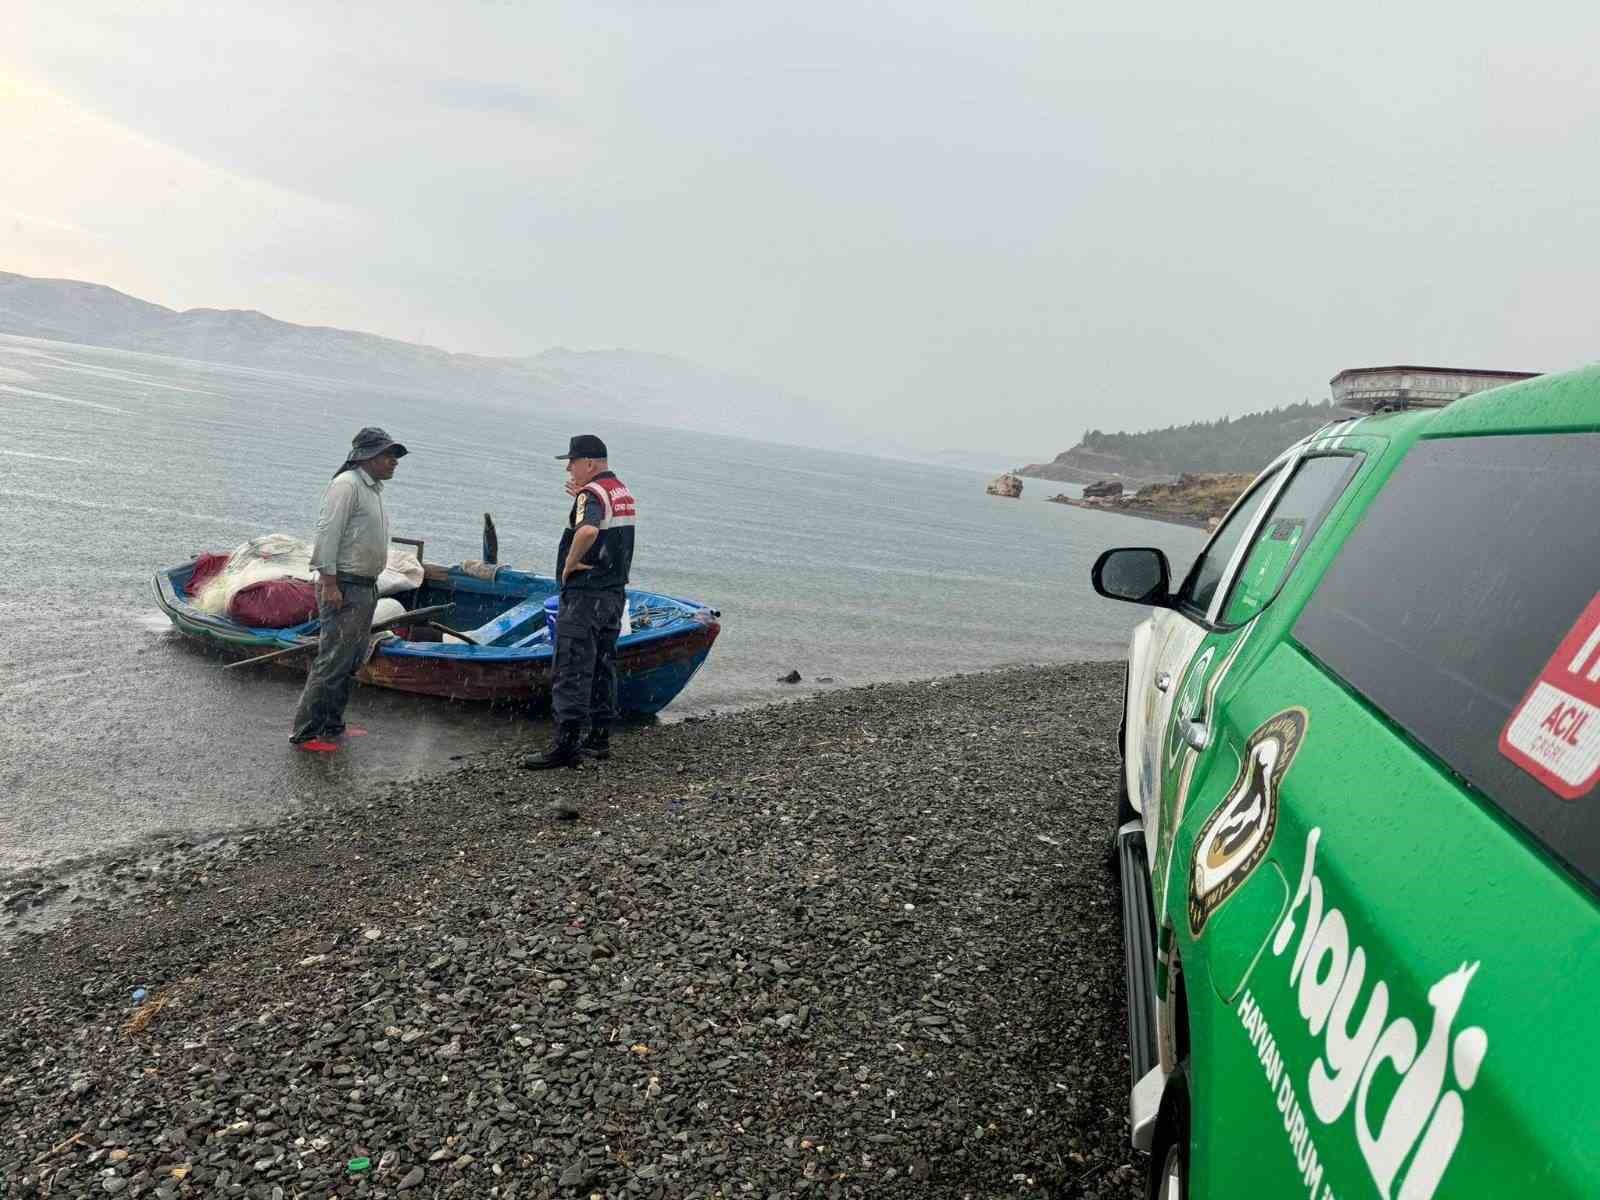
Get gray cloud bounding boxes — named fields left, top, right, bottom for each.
left=4, top=1, right=1598, bottom=457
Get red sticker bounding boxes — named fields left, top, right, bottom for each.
left=1499, top=590, right=1600, bottom=800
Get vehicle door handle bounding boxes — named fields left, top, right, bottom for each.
left=1155, top=672, right=1172, bottom=692
left=1182, top=720, right=1210, bottom=752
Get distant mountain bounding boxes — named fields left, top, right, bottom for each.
left=0, top=272, right=455, bottom=376
left=0, top=270, right=849, bottom=448
left=1016, top=400, right=1361, bottom=485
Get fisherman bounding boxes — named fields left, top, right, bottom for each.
left=523, top=434, right=636, bottom=771
left=289, top=427, right=408, bottom=751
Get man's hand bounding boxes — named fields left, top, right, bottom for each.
left=317, top=572, right=343, bottom=610
left=563, top=524, right=599, bottom=584
left=564, top=478, right=581, bottom=497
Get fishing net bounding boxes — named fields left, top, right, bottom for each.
left=228, top=578, right=318, bottom=627
left=627, top=600, right=689, bottom=631
left=190, top=534, right=424, bottom=618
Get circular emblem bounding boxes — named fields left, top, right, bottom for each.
left=1188, top=708, right=1307, bottom=936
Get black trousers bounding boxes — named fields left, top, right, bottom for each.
left=552, top=588, right=625, bottom=726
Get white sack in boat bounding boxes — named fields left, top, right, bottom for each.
left=377, top=547, right=424, bottom=596
left=372, top=597, right=407, bottom=627
left=193, top=534, right=424, bottom=616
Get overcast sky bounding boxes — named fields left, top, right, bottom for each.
left=4, top=2, right=1597, bottom=455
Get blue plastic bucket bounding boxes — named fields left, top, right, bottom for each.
left=543, top=594, right=560, bottom=646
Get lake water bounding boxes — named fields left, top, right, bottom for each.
left=0, top=333, right=1204, bottom=876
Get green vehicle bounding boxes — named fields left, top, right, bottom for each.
left=1090, top=369, right=1600, bottom=1199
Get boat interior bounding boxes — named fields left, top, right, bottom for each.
left=163, top=556, right=708, bottom=653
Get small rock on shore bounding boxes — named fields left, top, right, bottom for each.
left=0, top=663, right=1141, bottom=1199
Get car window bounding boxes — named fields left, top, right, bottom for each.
left=1178, top=466, right=1283, bottom=616
left=1294, top=433, right=1600, bottom=892
left=1220, top=454, right=1359, bottom=626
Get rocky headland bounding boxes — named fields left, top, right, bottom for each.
left=1048, top=472, right=1255, bottom=530
left=1015, top=400, right=1356, bottom=490
left=1, top=665, right=1142, bottom=1200
left=1014, top=448, right=1172, bottom=488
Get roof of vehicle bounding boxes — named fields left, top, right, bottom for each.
left=1301, top=406, right=1436, bottom=450
left=1424, top=364, right=1600, bottom=437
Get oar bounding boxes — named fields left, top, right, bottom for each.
left=224, top=602, right=457, bottom=670
left=426, top=621, right=480, bottom=646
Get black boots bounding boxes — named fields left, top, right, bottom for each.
left=521, top=720, right=583, bottom=770
left=581, top=722, right=611, bottom=761
left=519, top=720, right=611, bottom=770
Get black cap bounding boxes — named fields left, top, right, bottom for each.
left=350, top=426, right=409, bottom=460
left=555, top=434, right=608, bottom=460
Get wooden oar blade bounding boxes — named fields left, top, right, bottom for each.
left=222, top=641, right=314, bottom=670
left=223, top=602, right=456, bottom=670
left=373, top=601, right=455, bottom=633
left=426, top=621, right=481, bottom=646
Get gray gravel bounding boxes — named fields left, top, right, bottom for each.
left=0, top=663, right=1142, bottom=1199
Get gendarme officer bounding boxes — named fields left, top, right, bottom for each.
left=524, top=434, right=636, bottom=770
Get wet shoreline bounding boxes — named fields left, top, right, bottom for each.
left=1, top=662, right=1143, bottom=1198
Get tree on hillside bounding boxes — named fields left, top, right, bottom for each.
left=1070, top=400, right=1340, bottom=475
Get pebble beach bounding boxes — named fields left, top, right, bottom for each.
left=1, top=663, right=1142, bottom=1199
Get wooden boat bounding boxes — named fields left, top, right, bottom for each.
left=152, top=550, right=721, bottom=714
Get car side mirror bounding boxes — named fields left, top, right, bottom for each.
left=1092, top=547, right=1174, bottom=607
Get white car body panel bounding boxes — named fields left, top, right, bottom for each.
left=1125, top=610, right=1206, bottom=868
left=1120, top=446, right=1305, bottom=877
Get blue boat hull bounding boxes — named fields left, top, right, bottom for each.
left=153, top=561, right=721, bottom=714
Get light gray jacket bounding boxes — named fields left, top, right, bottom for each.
left=310, top=467, right=389, bottom=578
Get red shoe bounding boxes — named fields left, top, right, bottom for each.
left=295, top=739, right=340, bottom=753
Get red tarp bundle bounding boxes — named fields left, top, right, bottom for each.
left=228, top=579, right=318, bottom=628
left=185, top=552, right=231, bottom=596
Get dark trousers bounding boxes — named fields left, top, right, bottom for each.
left=552, top=588, right=625, bottom=726
left=290, top=579, right=378, bottom=742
